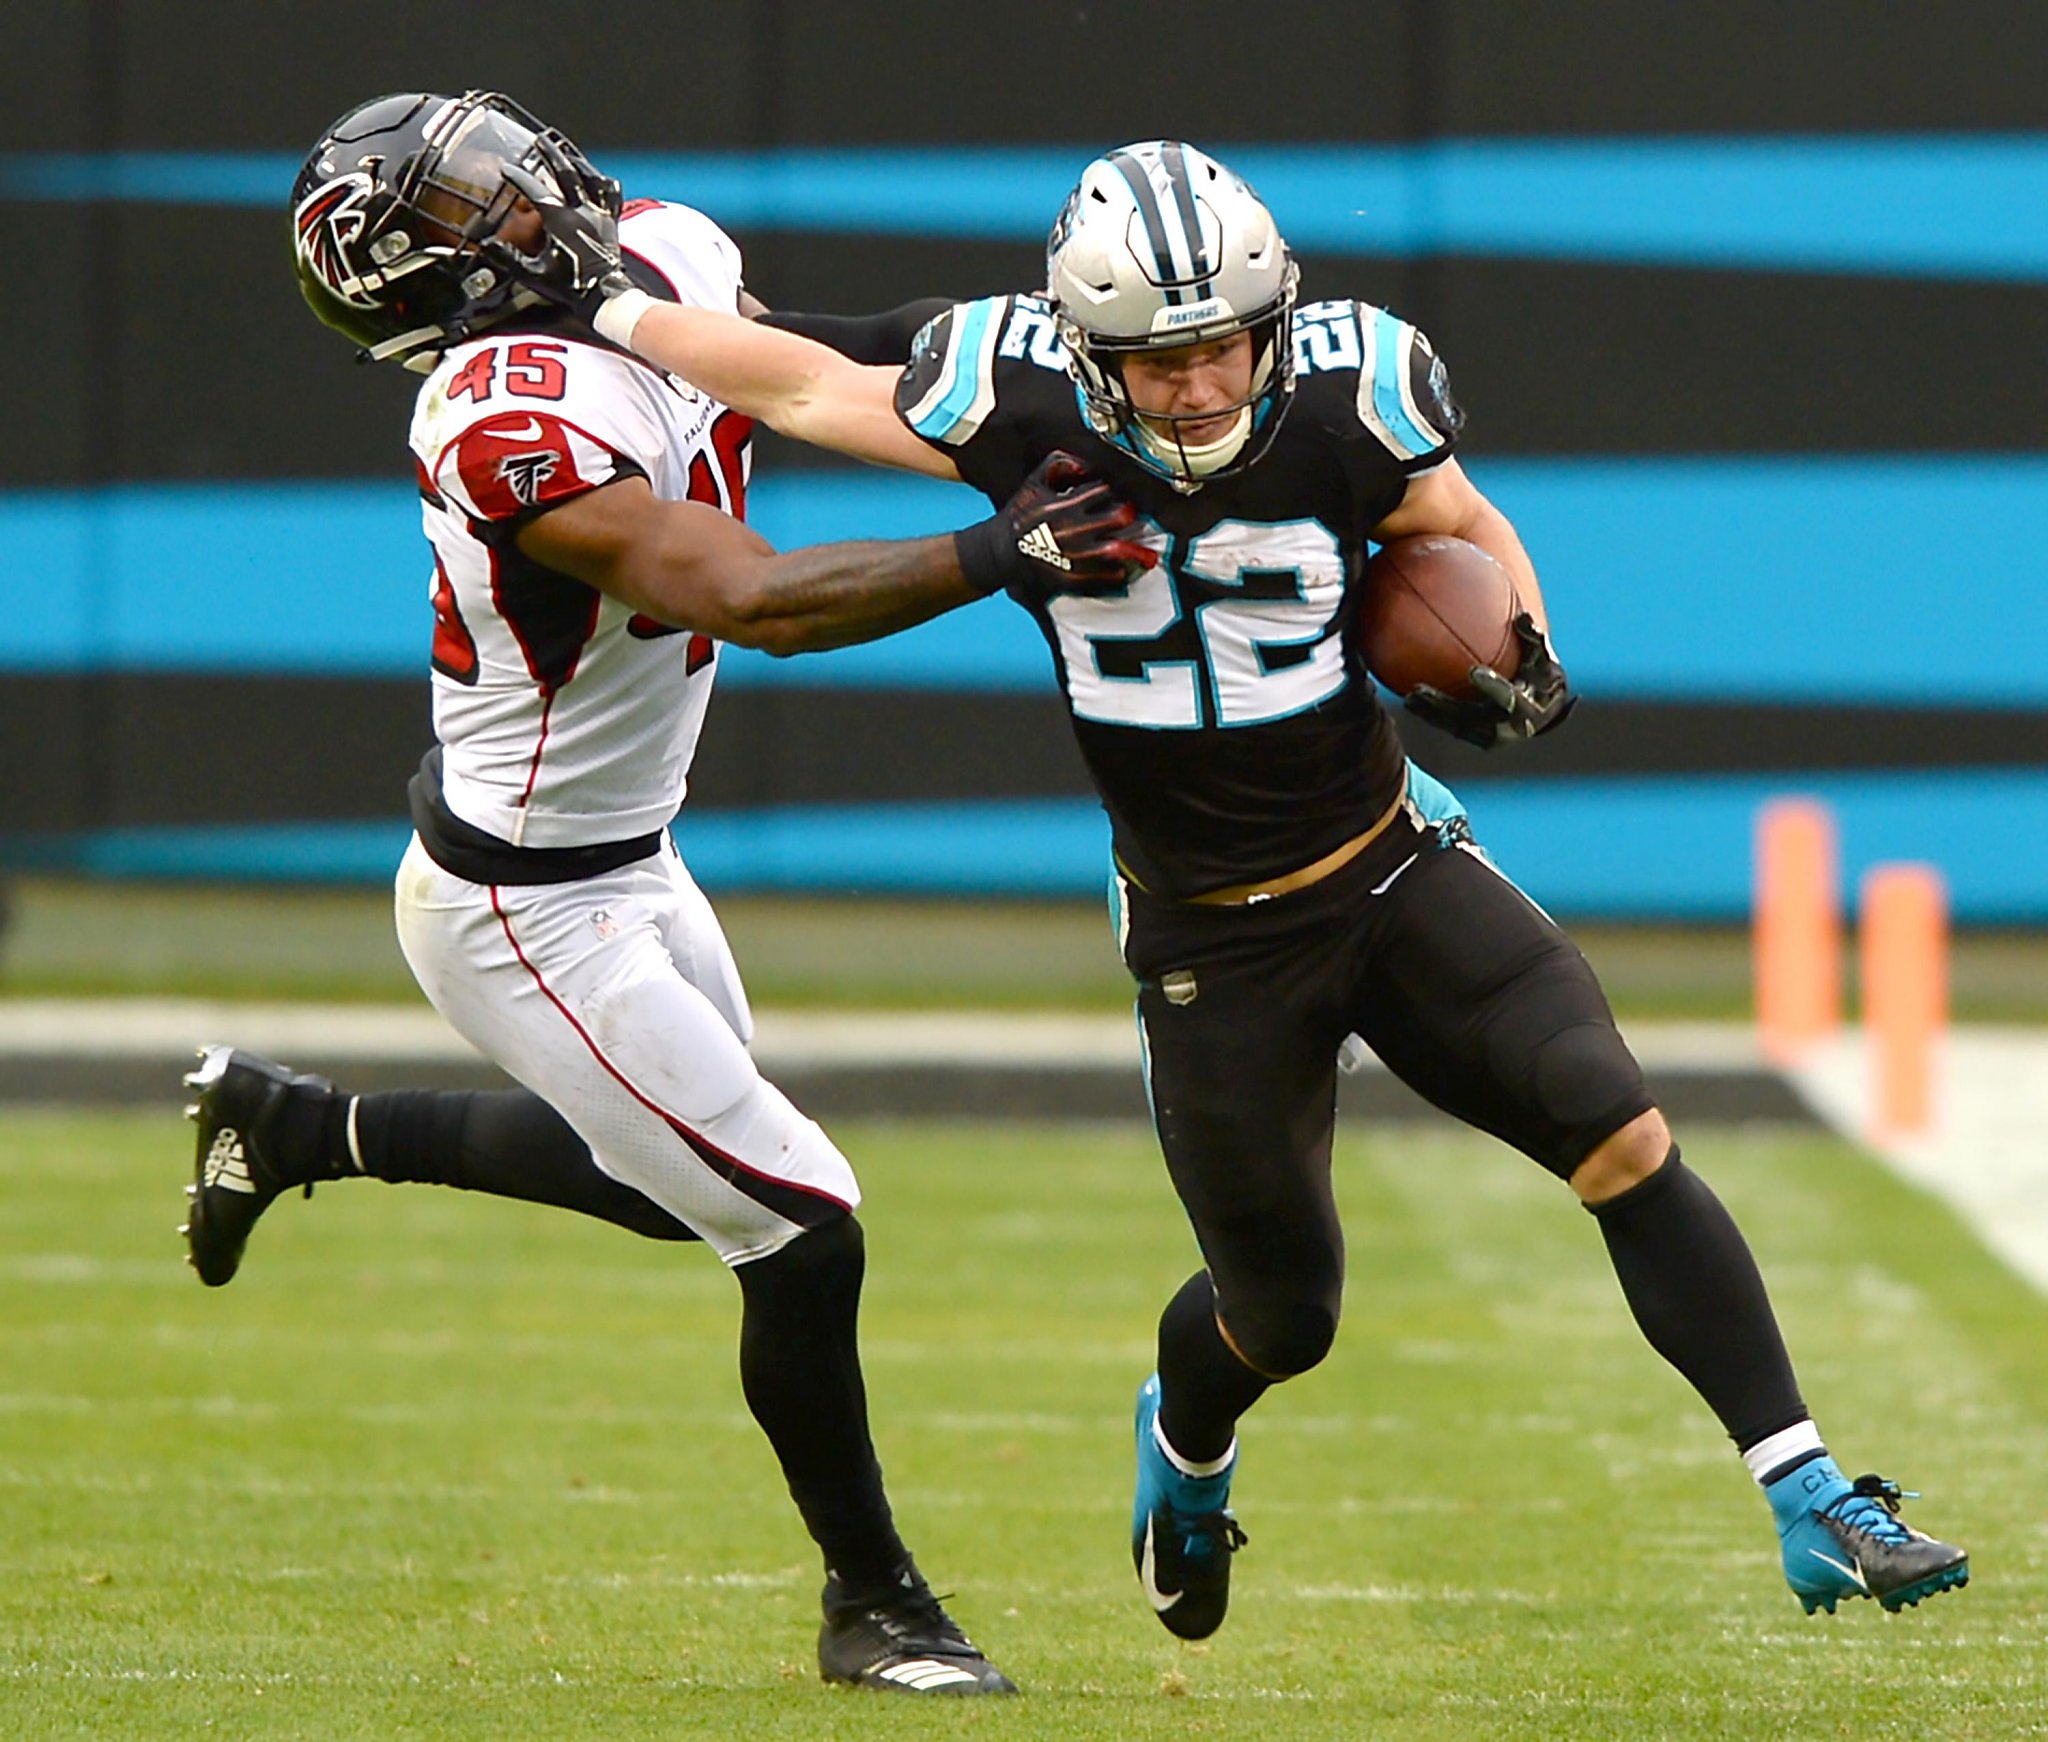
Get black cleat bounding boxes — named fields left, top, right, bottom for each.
left=817, top=1567, right=1018, bottom=1695
left=181, top=1046, right=337, bottom=1287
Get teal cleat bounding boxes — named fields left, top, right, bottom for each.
left=1768, top=1457, right=1969, bottom=1614
left=1130, top=1373, right=1246, bottom=1640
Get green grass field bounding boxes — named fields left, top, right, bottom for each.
left=3, top=1112, right=2044, bottom=1739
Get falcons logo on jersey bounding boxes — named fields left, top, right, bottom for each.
left=497, top=450, right=562, bottom=506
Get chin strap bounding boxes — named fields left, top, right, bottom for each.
left=1134, top=405, right=1254, bottom=479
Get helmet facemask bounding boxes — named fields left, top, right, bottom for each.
left=1047, top=141, right=1300, bottom=490
left=1055, top=273, right=1299, bottom=488
left=292, top=91, right=616, bottom=372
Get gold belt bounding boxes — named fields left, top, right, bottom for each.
left=1184, top=792, right=1407, bottom=908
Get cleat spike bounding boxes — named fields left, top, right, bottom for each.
left=176, top=1224, right=189, bottom=1236
left=184, top=1103, right=200, bottom=1120
left=185, top=1183, right=198, bottom=1196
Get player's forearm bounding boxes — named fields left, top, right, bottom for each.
left=611, top=297, right=833, bottom=426
left=703, top=537, right=981, bottom=656
left=610, top=297, right=953, bottom=476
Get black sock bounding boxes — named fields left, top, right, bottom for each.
left=1588, top=1147, right=1809, bottom=1449
left=349, top=1089, right=698, bottom=1241
left=734, top=1217, right=908, bottom=1591
left=1156, top=1271, right=1272, bottom=1464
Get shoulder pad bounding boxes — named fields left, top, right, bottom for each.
left=895, top=295, right=1022, bottom=448
left=1350, top=304, right=1463, bottom=464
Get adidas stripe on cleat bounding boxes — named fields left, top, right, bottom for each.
left=1768, top=1457, right=1970, bottom=1614
left=181, top=1046, right=339, bottom=1287
left=816, top=1567, right=1016, bottom=1696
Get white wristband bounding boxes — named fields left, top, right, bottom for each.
left=593, top=287, right=656, bottom=350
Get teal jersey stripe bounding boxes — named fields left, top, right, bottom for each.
left=1370, top=312, right=1436, bottom=457
left=1404, top=761, right=1468, bottom=826
left=905, top=297, right=997, bottom=442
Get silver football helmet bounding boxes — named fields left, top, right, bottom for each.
left=1046, top=141, right=1299, bottom=487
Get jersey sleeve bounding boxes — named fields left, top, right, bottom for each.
left=892, top=296, right=1034, bottom=500
left=1353, top=307, right=1464, bottom=472
left=616, top=199, right=744, bottom=313
left=417, top=340, right=658, bottom=531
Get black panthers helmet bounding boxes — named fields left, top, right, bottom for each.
left=290, top=90, right=617, bottom=371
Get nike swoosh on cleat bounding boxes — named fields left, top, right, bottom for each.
left=1808, top=1549, right=1870, bottom=1591
left=1139, top=1515, right=1183, bottom=1612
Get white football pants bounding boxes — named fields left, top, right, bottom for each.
left=393, top=833, right=859, bottom=1264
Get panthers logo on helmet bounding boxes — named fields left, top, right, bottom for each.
left=294, top=175, right=379, bottom=308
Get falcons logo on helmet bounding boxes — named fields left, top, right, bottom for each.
left=294, top=174, right=378, bottom=307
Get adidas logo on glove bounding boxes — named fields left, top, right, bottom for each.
left=1017, top=522, right=1071, bottom=570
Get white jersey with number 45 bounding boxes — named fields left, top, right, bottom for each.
left=406, top=200, right=752, bottom=851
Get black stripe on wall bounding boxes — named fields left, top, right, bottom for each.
left=7, top=672, right=2048, bottom=836
left=9, top=201, right=2044, bottom=489
left=11, top=1, right=2045, bottom=153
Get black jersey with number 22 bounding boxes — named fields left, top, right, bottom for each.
left=895, top=292, right=1464, bottom=899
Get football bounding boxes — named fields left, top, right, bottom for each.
left=1358, top=534, right=1521, bottom=699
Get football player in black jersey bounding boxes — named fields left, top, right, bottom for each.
left=502, top=139, right=1969, bottom=1637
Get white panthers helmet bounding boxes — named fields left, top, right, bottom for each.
left=1046, top=141, right=1299, bottom=487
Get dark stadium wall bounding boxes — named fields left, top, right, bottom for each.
left=4, top=1, right=2046, bottom=916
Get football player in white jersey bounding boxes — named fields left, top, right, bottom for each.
left=181, top=91, right=1156, bottom=1699
left=497, top=138, right=1970, bottom=1644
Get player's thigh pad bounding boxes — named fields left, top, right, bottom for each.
left=1354, top=842, right=1654, bottom=1178
left=393, top=837, right=857, bottom=1262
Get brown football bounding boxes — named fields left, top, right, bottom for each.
left=1358, top=534, right=1521, bottom=699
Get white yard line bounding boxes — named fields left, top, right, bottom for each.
left=5, top=998, right=2041, bottom=1294
left=0, top=1001, right=1772, bottom=1073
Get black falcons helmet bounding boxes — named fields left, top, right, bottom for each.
left=290, top=90, right=618, bottom=371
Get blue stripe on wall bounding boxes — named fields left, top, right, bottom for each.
left=7, top=459, right=2047, bottom=703
left=6, top=137, right=2047, bottom=281
left=24, top=767, right=2048, bottom=921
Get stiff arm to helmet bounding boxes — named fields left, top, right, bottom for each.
left=292, top=90, right=614, bottom=372
left=496, top=177, right=959, bottom=481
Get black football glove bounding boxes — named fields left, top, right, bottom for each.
left=1403, top=611, right=1578, bottom=748
left=954, top=452, right=1158, bottom=598
left=492, top=158, right=638, bottom=330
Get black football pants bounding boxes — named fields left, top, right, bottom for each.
left=1120, top=805, right=1655, bottom=1380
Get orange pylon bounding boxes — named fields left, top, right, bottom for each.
left=1754, top=799, right=1841, bottom=1062
left=1860, top=864, right=1948, bottom=1138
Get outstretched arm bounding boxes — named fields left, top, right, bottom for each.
left=605, top=295, right=960, bottom=480
left=494, top=165, right=957, bottom=479
left=516, top=454, right=1151, bottom=657
left=519, top=477, right=974, bottom=654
